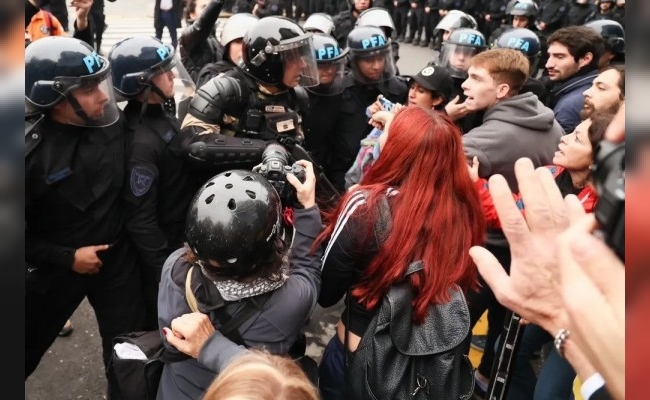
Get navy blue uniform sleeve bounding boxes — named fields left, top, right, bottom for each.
left=318, top=191, right=367, bottom=308
left=25, top=176, right=76, bottom=271
left=124, top=138, right=170, bottom=280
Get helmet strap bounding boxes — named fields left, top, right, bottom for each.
left=67, top=95, right=97, bottom=126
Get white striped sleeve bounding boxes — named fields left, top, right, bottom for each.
left=321, top=191, right=367, bottom=269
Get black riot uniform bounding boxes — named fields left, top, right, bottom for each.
left=330, top=26, right=408, bottom=191
left=331, top=0, right=372, bottom=48
left=179, top=17, right=338, bottom=203
left=25, top=37, right=146, bottom=379
left=302, top=33, right=349, bottom=187
left=567, top=0, right=594, bottom=26
left=194, top=12, right=259, bottom=89
left=109, top=35, right=197, bottom=329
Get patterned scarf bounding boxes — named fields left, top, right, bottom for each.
left=207, top=260, right=290, bottom=302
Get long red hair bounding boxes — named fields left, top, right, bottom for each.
left=317, top=107, right=486, bottom=323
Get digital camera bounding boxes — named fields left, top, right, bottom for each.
left=255, top=144, right=306, bottom=208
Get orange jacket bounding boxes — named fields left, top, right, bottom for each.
left=26, top=10, right=65, bottom=42
left=475, top=165, right=598, bottom=229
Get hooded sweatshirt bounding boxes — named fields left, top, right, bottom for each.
left=463, top=92, right=563, bottom=246
left=463, top=92, right=563, bottom=194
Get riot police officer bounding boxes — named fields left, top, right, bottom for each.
left=303, top=12, right=336, bottom=35
left=436, top=27, right=488, bottom=133
left=494, top=28, right=549, bottom=104
left=329, top=25, right=407, bottom=190
left=355, top=7, right=401, bottom=69
left=108, top=35, right=197, bottom=329
left=303, top=33, right=349, bottom=190
left=179, top=16, right=322, bottom=191
left=431, top=9, right=478, bottom=50
left=488, top=0, right=540, bottom=46
left=585, top=19, right=625, bottom=70
left=332, top=0, right=373, bottom=48
left=25, top=36, right=146, bottom=382
left=195, top=12, right=259, bottom=88
left=567, top=0, right=594, bottom=26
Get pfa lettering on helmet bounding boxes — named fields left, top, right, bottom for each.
left=316, top=44, right=342, bottom=61
left=156, top=44, right=171, bottom=61
left=514, top=2, right=528, bottom=10
left=82, top=51, right=104, bottom=74
left=361, top=34, right=387, bottom=50
left=507, top=37, right=531, bottom=52
left=459, top=33, right=485, bottom=47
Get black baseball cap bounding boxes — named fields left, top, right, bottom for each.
left=409, top=65, right=454, bottom=102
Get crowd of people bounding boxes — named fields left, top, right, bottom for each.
left=24, top=0, right=626, bottom=399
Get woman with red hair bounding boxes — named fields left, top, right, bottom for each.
left=316, top=106, right=486, bottom=400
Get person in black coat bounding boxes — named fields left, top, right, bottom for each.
left=109, top=35, right=197, bottom=330
left=154, top=0, right=183, bottom=49
left=178, top=0, right=226, bottom=83
left=25, top=37, right=147, bottom=386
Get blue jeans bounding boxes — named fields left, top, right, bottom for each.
left=506, top=324, right=575, bottom=400
left=319, top=335, right=346, bottom=400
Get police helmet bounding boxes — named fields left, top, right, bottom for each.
left=355, top=7, right=396, bottom=38
left=438, top=28, right=487, bottom=79
left=585, top=19, right=625, bottom=55
left=495, top=28, right=541, bottom=74
left=310, top=33, right=349, bottom=95
left=242, top=16, right=319, bottom=88
left=434, top=10, right=478, bottom=35
left=108, top=35, right=194, bottom=103
left=185, top=170, right=286, bottom=280
left=303, top=13, right=335, bottom=35
left=25, top=36, right=120, bottom=127
left=347, top=25, right=396, bottom=84
left=506, top=0, right=539, bottom=17
left=220, top=13, right=259, bottom=48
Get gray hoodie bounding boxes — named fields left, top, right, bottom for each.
left=463, top=92, right=563, bottom=193
left=463, top=92, right=563, bottom=246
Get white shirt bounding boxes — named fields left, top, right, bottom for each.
left=160, top=0, right=173, bottom=11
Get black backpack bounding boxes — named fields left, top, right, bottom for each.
left=345, top=261, right=475, bottom=399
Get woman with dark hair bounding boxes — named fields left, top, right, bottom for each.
left=316, top=106, right=486, bottom=400
left=468, top=112, right=615, bottom=400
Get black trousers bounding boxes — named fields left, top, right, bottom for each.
left=423, top=9, right=440, bottom=42
left=466, top=243, right=511, bottom=378
left=407, top=6, right=424, bottom=40
left=393, top=5, right=409, bottom=39
left=90, top=0, right=106, bottom=50
left=25, top=237, right=146, bottom=379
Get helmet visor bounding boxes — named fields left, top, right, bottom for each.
left=310, top=58, right=347, bottom=96
left=350, top=47, right=396, bottom=84
left=277, top=35, right=320, bottom=88
left=27, top=68, right=121, bottom=127
left=438, top=43, right=481, bottom=79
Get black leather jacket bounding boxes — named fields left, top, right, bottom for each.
left=178, top=0, right=226, bottom=83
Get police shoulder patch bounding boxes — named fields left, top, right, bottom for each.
left=130, top=165, right=157, bottom=197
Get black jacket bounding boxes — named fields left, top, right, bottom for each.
left=25, top=116, right=128, bottom=271
left=178, top=0, right=226, bottom=83
left=122, top=102, right=194, bottom=279
left=328, top=75, right=408, bottom=190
